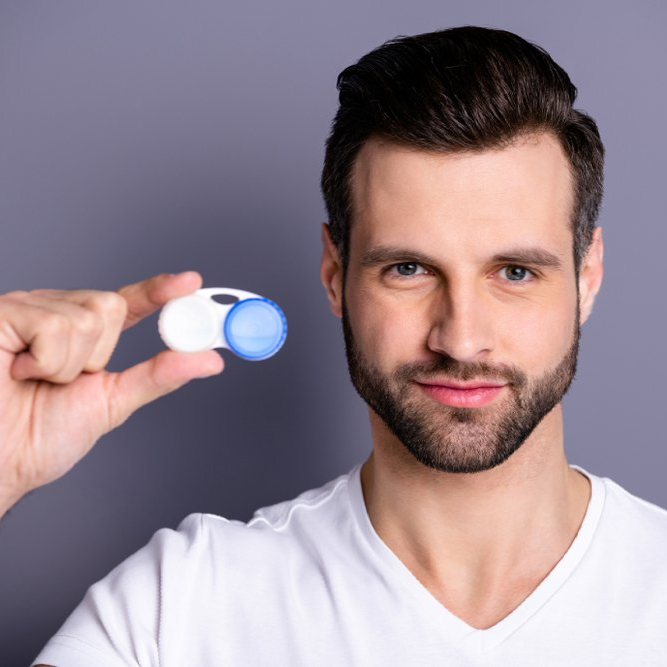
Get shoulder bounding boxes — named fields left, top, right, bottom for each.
left=578, top=473, right=667, bottom=624
left=166, top=467, right=358, bottom=566
left=600, top=475, right=667, bottom=531
left=592, top=472, right=667, bottom=560
left=89, top=468, right=358, bottom=621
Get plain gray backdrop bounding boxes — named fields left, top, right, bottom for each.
left=0, top=0, right=665, bottom=663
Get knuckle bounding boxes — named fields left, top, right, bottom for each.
left=96, top=291, right=127, bottom=320
left=42, top=312, right=70, bottom=338
left=76, top=309, right=103, bottom=337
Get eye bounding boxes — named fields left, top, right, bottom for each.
left=388, top=262, right=429, bottom=277
left=499, top=265, right=535, bottom=283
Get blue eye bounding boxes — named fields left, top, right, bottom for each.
left=390, top=263, right=427, bottom=276
left=501, top=266, right=534, bottom=282
left=397, top=263, right=418, bottom=276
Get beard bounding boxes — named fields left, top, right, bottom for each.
left=342, top=299, right=580, bottom=474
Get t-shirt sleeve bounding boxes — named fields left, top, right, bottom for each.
left=31, top=513, right=207, bottom=667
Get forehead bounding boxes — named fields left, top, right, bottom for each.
left=349, top=134, right=575, bottom=262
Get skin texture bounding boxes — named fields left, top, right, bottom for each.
left=320, top=133, right=604, bottom=628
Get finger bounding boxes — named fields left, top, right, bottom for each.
left=10, top=308, right=71, bottom=382
left=85, top=293, right=126, bottom=371
left=4, top=274, right=203, bottom=377
left=104, top=349, right=224, bottom=430
left=22, top=290, right=127, bottom=373
left=9, top=299, right=102, bottom=382
left=118, top=271, right=203, bottom=331
left=0, top=296, right=36, bottom=353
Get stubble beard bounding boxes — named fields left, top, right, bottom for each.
left=341, top=299, right=580, bottom=474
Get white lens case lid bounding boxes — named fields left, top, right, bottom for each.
left=158, top=288, right=287, bottom=360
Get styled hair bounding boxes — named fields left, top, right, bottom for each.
left=321, top=26, right=604, bottom=273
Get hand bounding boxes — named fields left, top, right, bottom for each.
left=0, top=272, right=223, bottom=517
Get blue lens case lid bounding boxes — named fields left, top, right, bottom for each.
left=224, top=297, right=287, bottom=361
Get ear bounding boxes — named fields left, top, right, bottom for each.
left=578, top=226, right=604, bottom=325
left=320, top=224, right=343, bottom=318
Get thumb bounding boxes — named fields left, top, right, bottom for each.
left=105, top=350, right=224, bottom=430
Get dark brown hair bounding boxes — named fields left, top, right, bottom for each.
left=321, top=26, right=604, bottom=273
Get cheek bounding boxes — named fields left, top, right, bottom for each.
left=500, top=299, right=577, bottom=371
left=345, top=288, right=426, bottom=365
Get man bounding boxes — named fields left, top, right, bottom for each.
left=0, top=25, right=662, bottom=665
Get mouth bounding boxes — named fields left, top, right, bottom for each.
left=416, top=380, right=507, bottom=408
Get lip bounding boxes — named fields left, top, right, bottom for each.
left=420, top=380, right=507, bottom=390
left=417, top=381, right=507, bottom=408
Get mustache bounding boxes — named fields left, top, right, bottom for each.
left=393, top=357, right=527, bottom=388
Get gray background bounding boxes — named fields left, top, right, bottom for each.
left=0, top=0, right=664, bottom=663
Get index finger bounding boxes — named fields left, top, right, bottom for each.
left=118, top=271, right=203, bottom=330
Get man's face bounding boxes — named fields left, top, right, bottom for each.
left=322, top=134, right=601, bottom=474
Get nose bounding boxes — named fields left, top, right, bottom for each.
left=426, top=280, right=496, bottom=363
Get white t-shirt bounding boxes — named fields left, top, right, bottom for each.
left=34, top=464, right=667, bottom=666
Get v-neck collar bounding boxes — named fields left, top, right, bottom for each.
left=346, top=463, right=605, bottom=651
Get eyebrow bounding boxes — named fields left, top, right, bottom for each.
left=360, top=245, right=565, bottom=271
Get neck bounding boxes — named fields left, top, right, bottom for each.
left=360, top=404, right=591, bottom=628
